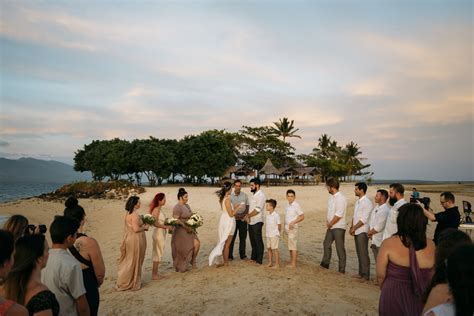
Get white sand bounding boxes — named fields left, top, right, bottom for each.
left=2, top=183, right=471, bottom=315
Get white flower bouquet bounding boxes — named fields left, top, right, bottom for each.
left=185, top=213, right=204, bottom=233
left=164, top=217, right=179, bottom=227
left=141, top=214, right=156, bottom=226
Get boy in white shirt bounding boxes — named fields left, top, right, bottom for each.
left=285, top=189, right=305, bottom=268
left=265, top=199, right=281, bottom=268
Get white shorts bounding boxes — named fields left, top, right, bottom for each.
left=287, top=228, right=298, bottom=251
left=266, top=236, right=280, bottom=250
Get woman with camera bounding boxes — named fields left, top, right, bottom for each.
left=64, top=197, right=105, bottom=316
left=3, top=215, right=47, bottom=241
left=4, top=234, right=59, bottom=316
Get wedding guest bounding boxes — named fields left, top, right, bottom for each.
left=381, top=183, right=407, bottom=241
left=423, top=244, right=474, bottom=316
left=284, top=190, right=304, bottom=268
left=349, top=182, right=373, bottom=280
left=367, top=189, right=390, bottom=263
left=149, top=193, right=172, bottom=280
left=4, top=234, right=60, bottom=316
left=422, top=229, right=472, bottom=314
left=320, top=178, right=347, bottom=273
left=228, top=180, right=249, bottom=260
left=42, top=216, right=90, bottom=316
left=3, top=214, right=29, bottom=241
left=265, top=199, right=281, bottom=268
left=172, top=188, right=200, bottom=272
left=244, top=178, right=266, bottom=265
left=209, top=182, right=237, bottom=267
left=0, top=230, right=28, bottom=316
left=116, top=196, right=148, bottom=291
left=377, top=203, right=435, bottom=316
left=64, top=199, right=105, bottom=316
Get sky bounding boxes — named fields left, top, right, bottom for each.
left=0, top=0, right=473, bottom=181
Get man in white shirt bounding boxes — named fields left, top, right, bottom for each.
left=42, top=216, right=90, bottom=316
left=381, top=183, right=407, bottom=241
left=349, top=182, right=373, bottom=280
left=368, top=189, right=390, bottom=262
left=244, top=178, right=266, bottom=264
left=320, top=177, right=347, bottom=273
left=285, top=189, right=305, bottom=268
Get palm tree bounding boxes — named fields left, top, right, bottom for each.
left=271, top=117, right=301, bottom=143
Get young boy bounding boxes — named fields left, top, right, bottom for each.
left=265, top=199, right=281, bottom=268
left=285, top=190, right=305, bottom=268
left=42, top=216, right=90, bottom=316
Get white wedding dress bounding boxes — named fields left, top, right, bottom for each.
left=208, top=196, right=236, bottom=266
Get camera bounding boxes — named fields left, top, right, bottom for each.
left=410, top=197, right=431, bottom=209
left=463, top=201, right=472, bottom=223
left=27, top=224, right=47, bottom=235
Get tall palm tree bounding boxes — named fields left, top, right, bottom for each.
left=271, top=117, right=301, bottom=143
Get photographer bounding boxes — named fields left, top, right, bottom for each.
left=422, top=192, right=461, bottom=244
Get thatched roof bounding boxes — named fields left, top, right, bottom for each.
left=294, top=167, right=319, bottom=176
left=224, top=165, right=254, bottom=177
left=259, top=158, right=281, bottom=175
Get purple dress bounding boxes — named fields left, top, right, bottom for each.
left=379, top=246, right=432, bottom=316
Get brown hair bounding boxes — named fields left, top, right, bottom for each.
left=3, top=215, right=29, bottom=241
left=396, top=203, right=427, bottom=250
left=326, top=177, right=339, bottom=190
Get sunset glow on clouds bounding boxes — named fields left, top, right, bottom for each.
left=0, top=1, right=472, bottom=180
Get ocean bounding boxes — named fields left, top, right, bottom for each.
left=0, top=181, right=65, bottom=204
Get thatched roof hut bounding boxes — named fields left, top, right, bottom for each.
left=259, top=158, right=281, bottom=175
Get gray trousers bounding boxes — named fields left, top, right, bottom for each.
left=354, top=233, right=370, bottom=280
left=371, top=244, right=380, bottom=263
left=321, top=228, right=346, bottom=273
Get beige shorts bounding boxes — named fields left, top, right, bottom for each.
left=287, top=229, right=298, bottom=251
left=266, top=236, right=280, bottom=250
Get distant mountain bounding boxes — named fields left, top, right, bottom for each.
left=0, top=157, right=91, bottom=183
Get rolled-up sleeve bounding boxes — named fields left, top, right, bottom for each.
left=334, top=197, right=345, bottom=217
left=359, top=201, right=372, bottom=224
left=255, top=193, right=265, bottom=213
left=374, top=208, right=389, bottom=232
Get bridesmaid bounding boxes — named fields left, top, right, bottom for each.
left=116, top=196, right=149, bottom=291
left=171, top=188, right=200, bottom=272
left=149, top=193, right=172, bottom=280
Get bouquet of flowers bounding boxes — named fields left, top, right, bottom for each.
left=164, top=217, right=179, bottom=234
left=141, top=214, right=156, bottom=226
left=185, top=213, right=204, bottom=233
left=164, top=217, right=179, bottom=227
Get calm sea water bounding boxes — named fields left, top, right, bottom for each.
left=0, top=181, right=65, bottom=203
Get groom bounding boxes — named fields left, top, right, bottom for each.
left=244, top=178, right=266, bottom=264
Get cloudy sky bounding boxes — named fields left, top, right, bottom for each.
left=0, top=1, right=472, bottom=181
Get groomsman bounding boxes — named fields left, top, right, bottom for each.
left=368, top=189, right=390, bottom=262
left=382, top=183, right=407, bottom=241
left=244, top=178, right=266, bottom=264
left=228, top=179, right=249, bottom=260
left=320, top=177, right=347, bottom=273
left=349, top=182, right=373, bottom=280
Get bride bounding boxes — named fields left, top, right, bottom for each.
left=209, top=182, right=237, bottom=267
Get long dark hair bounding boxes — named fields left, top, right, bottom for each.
left=3, top=215, right=29, bottom=241
left=423, top=229, right=472, bottom=303
left=215, top=182, right=232, bottom=205
left=177, top=188, right=187, bottom=200
left=446, top=244, right=474, bottom=316
left=149, top=193, right=165, bottom=214
left=396, top=203, right=428, bottom=250
left=0, top=229, right=14, bottom=269
left=125, top=196, right=140, bottom=214
left=4, top=234, right=46, bottom=304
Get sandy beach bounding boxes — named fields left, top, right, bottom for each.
left=1, top=183, right=473, bottom=315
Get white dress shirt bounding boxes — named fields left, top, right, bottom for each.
left=352, top=195, right=373, bottom=235
left=265, top=211, right=281, bottom=237
left=249, top=189, right=266, bottom=225
left=382, top=199, right=407, bottom=241
left=369, top=203, right=391, bottom=247
left=285, top=201, right=304, bottom=232
left=327, top=191, right=347, bottom=230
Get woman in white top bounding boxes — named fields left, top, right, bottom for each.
left=209, top=182, right=237, bottom=267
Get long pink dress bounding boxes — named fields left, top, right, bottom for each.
left=116, top=213, right=147, bottom=291
left=171, top=203, right=195, bottom=272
